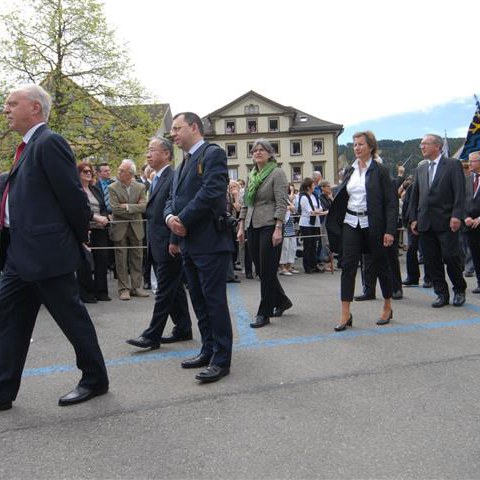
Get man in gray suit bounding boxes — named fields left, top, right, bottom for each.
left=410, top=134, right=467, bottom=307
left=109, top=159, right=148, bottom=300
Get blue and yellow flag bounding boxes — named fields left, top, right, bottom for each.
left=460, top=96, right=480, bottom=160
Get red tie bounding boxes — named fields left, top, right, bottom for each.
left=0, top=141, right=26, bottom=229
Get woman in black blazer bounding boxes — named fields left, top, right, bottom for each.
left=326, top=131, right=396, bottom=330
left=77, top=161, right=111, bottom=302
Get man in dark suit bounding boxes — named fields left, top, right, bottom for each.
left=126, top=137, right=192, bottom=349
left=0, top=84, right=109, bottom=411
left=464, top=151, right=480, bottom=294
left=165, top=112, right=233, bottom=383
left=410, top=134, right=467, bottom=307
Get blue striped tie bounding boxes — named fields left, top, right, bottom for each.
left=101, top=180, right=111, bottom=212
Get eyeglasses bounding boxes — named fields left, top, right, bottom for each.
left=419, top=142, right=435, bottom=147
left=146, top=148, right=166, bottom=154
left=81, top=170, right=92, bottom=174
left=170, top=124, right=190, bottom=133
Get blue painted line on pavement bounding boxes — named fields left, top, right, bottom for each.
left=22, top=306, right=480, bottom=379
left=227, top=282, right=257, bottom=346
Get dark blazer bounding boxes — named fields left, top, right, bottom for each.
left=326, top=160, right=396, bottom=253
left=409, top=156, right=465, bottom=231
left=464, top=174, right=480, bottom=219
left=164, top=143, right=233, bottom=255
left=146, top=166, right=176, bottom=263
left=6, top=125, right=90, bottom=281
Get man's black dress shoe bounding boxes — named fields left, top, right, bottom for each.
left=0, top=401, right=12, bottom=411
left=195, top=365, right=230, bottom=383
left=354, top=293, right=376, bottom=301
left=402, top=278, right=419, bottom=286
left=453, top=292, right=466, bottom=307
left=272, top=299, right=293, bottom=317
left=181, top=354, right=211, bottom=369
left=334, top=314, right=353, bottom=331
left=125, top=336, right=160, bottom=349
left=423, top=281, right=433, bottom=288
left=227, top=277, right=241, bottom=283
left=392, top=290, right=403, bottom=300
left=245, top=272, right=254, bottom=279
left=58, top=385, right=108, bottom=406
left=96, top=295, right=112, bottom=301
left=161, top=330, right=193, bottom=343
left=472, top=287, right=480, bottom=294
left=250, top=315, right=270, bottom=328
left=376, top=309, right=393, bottom=325
left=432, top=295, right=449, bottom=308
left=81, top=296, right=98, bottom=304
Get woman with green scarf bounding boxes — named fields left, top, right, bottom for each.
left=237, top=139, right=292, bottom=328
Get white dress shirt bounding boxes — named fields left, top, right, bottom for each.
left=344, top=158, right=372, bottom=229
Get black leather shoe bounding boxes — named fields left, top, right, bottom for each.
left=334, top=314, right=353, bottom=331
left=377, top=309, right=393, bottom=325
left=161, top=330, right=193, bottom=343
left=423, top=281, right=433, bottom=288
left=392, top=290, right=403, bottom=300
left=58, top=385, right=108, bottom=406
left=354, top=293, right=376, bottom=301
left=245, top=272, right=254, bottom=279
left=250, top=315, right=270, bottom=328
left=125, top=336, right=160, bottom=349
left=402, top=278, right=419, bottom=286
left=453, top=292, right=466, bottom=307
left=181, top=354, right=211, bottom=369
left=0, top=401, right=12, bottom=411
left=96, top=295, right=112, bottom=301
left=226, top=277, right=241, bottom=283
left=272, top=299, right=293, bottom=317
left=472, top=287, right=480, bottom=294
left=81, top=296, right=98, bottom=304
left=432, top=295, right=449, bottom=308
left=195, top=365, right=230, bottom=383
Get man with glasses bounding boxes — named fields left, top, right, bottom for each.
left=109, top=159, right=148, bottom=300
left=410, top=134, right=467, bottom=307
left=165, top=112, right=233, bottom=383
left=464, top=151, right=480, bottom=293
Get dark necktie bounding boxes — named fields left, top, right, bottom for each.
left=428, top=161, right=435, bottom=188
left=0, top=141, right=26, bottom=229
left=180, top=153, right=191, bottom=180
left=150, top=174, right=159, bottom=194
left=474, top=174, right=479, bottom=197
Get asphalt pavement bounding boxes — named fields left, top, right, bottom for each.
left=2, top=255, right=480, bottom=480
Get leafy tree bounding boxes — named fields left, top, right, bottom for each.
left=0, top=0, right=160, bottom=170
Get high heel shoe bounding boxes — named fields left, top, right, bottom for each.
left=376, top=309, right=393, bottom=325
left=334, top=314, right=353, bottom=331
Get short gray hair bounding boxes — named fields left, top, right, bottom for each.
left=252, top=138, right=276, bottom=160
left=424, top=134, right=443, bottom=147
left=469, top=151, right=480, bottom=161
left=120, top=159, right=136, bottom=175
left=15, top=84, right=52, bottom=121
left=151, top=136, right=174, bottom=160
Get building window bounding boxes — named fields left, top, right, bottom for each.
left=228, top=167, right=238, bottom=180
left=226, top=143, right=237, bottom=159
left=245, top=104, right=259, bottom=115
left=269, top=141, right=280, bottom=156
left=312, top=163, right=324, bottom=177
left=247, top=142, right=254, bottom=157
left=291, top=140, right=302, bottom=156
left=312, top=139, right=324, bottom=155
left=225, top=120, right=236, bottom=134
left=291, top=165, right=303, bottom=182
left=247, top=119, right=257, bottom=134
left=268, top=118, right=279, bottom=132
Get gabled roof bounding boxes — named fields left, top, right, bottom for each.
left=202, top=90, right=343, bottom=135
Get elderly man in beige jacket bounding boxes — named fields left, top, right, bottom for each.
left=109, top=159, right=148, bottom=300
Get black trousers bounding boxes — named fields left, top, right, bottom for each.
left=341, top=224, right=392, bottom=302
left=247, top=226, right=290, bottom=316
left=467, top=228, right=480, bottom=287
left=420, top=228, right=466, bottom=297
left=300, top=226, right=319, bottom=273
left=141, top=253, right=191, bottom=341
left=0, top=257, right=108, bottom=403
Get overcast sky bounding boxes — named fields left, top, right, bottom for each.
left=1, top=0, right=477, bottom=140
left=101, top=0, right=477, bottom=131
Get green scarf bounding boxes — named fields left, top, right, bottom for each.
left=244, top=161, right=278, bottom=206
